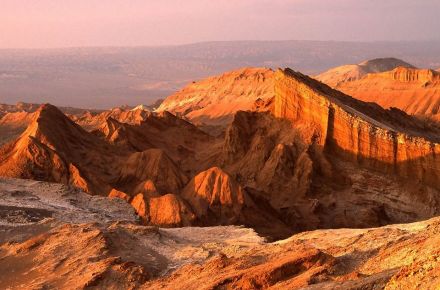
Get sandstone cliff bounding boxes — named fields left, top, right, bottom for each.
left=315, top=57, right=415, bottom=87
left=274, top=68, right=440, bottom=188
left=321, top=66, right=440, bottom=121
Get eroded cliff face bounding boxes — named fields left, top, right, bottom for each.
left=273, top=68, right=440, bottom=188
left=314, top=58, right=415, bottom=87
left=329, top=67, right=440, bottom=120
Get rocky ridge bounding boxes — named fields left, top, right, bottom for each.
left=318, top=64, right=440, bottom=121
left=315, top=57, right=415, bottom=87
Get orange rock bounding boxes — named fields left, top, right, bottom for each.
left=130, top=193, right=149, bottom=222
left=119, top=149, right=188, bottom=194
left=108, top=189, right=130, bottom=202
left=273, top=68, right=440, bottom=188
left=133, top=179, right=160, bottom=198
left=315, top=57, right=415, bottom=87
left=181, top=167, right=245, bottom=223
left=149, top=194, right=195, bottom=227
left=130, top=192, right=195, bottom=227
left=320, top=65, right=440, bottom=121
left=157, top=67, right=275, bottom=125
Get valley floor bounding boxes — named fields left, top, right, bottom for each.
left=0, top=177, right=439, bottom=289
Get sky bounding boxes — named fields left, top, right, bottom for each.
left=1, top=0, right=440, bottom=48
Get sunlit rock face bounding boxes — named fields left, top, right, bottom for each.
left=2, top=67, right=440, bottom=236
left=157, top=67, right=275, bottom=125
left=322, top=66, right=440, bottom=121
left=315, top=57, right=415, bottom=87
left=273, top=68, right=440, bottom=188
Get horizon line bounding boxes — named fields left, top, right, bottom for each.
left=1, top=39, right=440, bottom=51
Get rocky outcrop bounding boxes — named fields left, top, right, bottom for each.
left=149, top=194, right=195, bottom=227
left=181, top=167, right=245, bottom=223
left=133, top=179, right=160, bottom=198
left=108, top=188, right=130, bottom=202
left=93, top=111, right=211, bottom=170
left=3, top=67, right=440, bottom=237
left=130, top=192, right=195, bottom=226
left=274, top=68, right=440, bottom=188
left=384, top=67, right=440, bottom=83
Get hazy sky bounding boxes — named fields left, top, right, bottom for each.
left=1, top=0, right=439, bottom=48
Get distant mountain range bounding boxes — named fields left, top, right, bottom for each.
left=1, top=40, right=440, bottom=108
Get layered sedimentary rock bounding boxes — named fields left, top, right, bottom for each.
left=321, top=66, right=440, bottom=120
left=274, top=68, right=440, bottom=188
left=315, top=57, right=415, bottom=87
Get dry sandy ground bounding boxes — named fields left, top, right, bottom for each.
left=0, top=177, right=439, bottom=289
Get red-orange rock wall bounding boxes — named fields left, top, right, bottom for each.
left=273, top=69, right=440, bottom=187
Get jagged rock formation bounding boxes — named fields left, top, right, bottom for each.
left=93, top=111, right=211, bottom=164
left=1, top=107, right=108, bottom=195
left=181, top=167, right=245, bottom=223
left=0, top=104, right=159, bottom=145
left=130, top=192, right=196, bottom=227
left=108, top=188, right=131, bottom=202
left=157, top=67, right=275, bottom=125
left=0, top=103, right=103, bottom=145
left=319, top=65, right=440, bottom=120
left=2, top=66, right=440, bottom=237
left=0, top=104, right=289, bottom=235
left=0, top=105, right=205, bottom=228
left=315, top=57, right=415, bottom=87
left=3, top=65, right=440, bottom=288
left=72, top=106, right=152, bottom=130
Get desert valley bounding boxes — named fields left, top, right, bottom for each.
left=2, top=1, right=440, bottom=289
left=2, top=56, right=440, bottom=288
